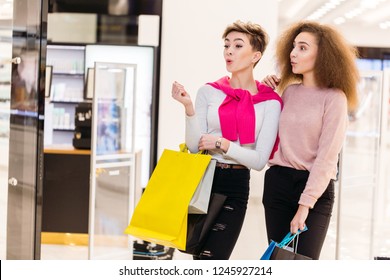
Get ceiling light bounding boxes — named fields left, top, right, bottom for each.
left=334, top=17, right=346, bottom=24
left=361, top=0, right=383, bottom=9
left=336, top=0, right=389, bottom=25
left=345, top=8, right=364, bottom=19
left=306, top=0, right=345, bottom=21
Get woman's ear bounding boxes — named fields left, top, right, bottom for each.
left=253, top=51, right=262, bottom=63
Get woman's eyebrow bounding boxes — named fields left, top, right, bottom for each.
left=225, top=38, right=245, bottom=43
left=294, top=40, right=310, bottom=47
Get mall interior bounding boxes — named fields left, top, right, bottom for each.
left=0, top=0, right=390, bottom=260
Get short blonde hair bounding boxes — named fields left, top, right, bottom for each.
left=222, top=20, right=269, bottom=67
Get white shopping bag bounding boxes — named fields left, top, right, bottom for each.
left=188, top=159, right=216, bottom=214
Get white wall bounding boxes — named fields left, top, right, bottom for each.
left=158, top=1, right=279, bottom=258
left=158, top=0, right=279, bottom=198
left=337, top=23, right=390, bottom=48
left=159, top=0, right=278, bottom=152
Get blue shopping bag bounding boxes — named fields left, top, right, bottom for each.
left=260, top=240, right=277, bottom=260
left=260, top=226, right=308, bottom=260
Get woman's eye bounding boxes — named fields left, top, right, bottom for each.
left=224, top=45, right=229, bottom=49
left=235, top=44, right=243, bottom=48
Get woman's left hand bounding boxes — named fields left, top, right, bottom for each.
left=290, top=205, right=309, bottom=234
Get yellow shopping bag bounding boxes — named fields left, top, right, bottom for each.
left=124, top=146, right=211, bottom=250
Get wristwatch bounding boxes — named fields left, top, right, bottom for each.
left=215, top=138, right=222, bottom=149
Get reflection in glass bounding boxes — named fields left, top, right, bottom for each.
left=97, top=101, right=121, bottom=154
left=92, top=164, right=132, bottom=259
left=89, top=62, right=139, bottom=259
left=373, top=69, right=390, bottom=259
left=85, top=45, right=154, bottom=187
left=94, top=66, right=134, bottom=155
left=337, top=71, right=383, bottom=259
left=0, top=26, right=12, bottom=261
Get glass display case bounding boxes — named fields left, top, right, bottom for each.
left=374, top=69, right=390, bottom=259
left=335, top=70, right=384, bottom=259
left=85, top=44, right=155, bottom=188
left=88, top=62, right=141, bottom=260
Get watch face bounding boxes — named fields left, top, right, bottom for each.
left=216, top=139, right=221, bottom=149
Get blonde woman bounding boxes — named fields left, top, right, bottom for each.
left=172, top=20, right=282, bottom=259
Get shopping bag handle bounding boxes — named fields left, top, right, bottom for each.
left=277, top=225, right=308, bottom=248
left=179, top=143, right=209, bottom=155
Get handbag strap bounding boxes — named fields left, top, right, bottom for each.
left=291, top=234, right=300, bottom=253
left=277, top=225, right=308, bottom=248
left=179, top=143, right=189, bottom=153
left=179, top=143, right=209, bottom=155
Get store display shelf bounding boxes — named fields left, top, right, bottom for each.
left=53, top=127, right=75, bottom=132
left=50, top=100, right=84, bottom=104
left=52, top=72, right=84, bottom=76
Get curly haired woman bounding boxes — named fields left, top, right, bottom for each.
left=261, top=21, right=359, bottom=260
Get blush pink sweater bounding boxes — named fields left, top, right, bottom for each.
left=268, top=84, right=348, bottom=208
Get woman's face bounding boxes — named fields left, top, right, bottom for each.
left=224, top=31, right=259, bottom=74
left=290, top=32, right=318, bottom=77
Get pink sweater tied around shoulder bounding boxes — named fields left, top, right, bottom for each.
left=207, top=76, right=283, bottom=158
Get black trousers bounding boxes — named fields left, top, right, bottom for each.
left=262, top=165, right=335, bottom=260
left=194, top=167, right=250, bottom=260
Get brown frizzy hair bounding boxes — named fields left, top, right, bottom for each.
left=276, top=21, right=359, bottom=112
left=222, top=20, right=269, bottom=67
